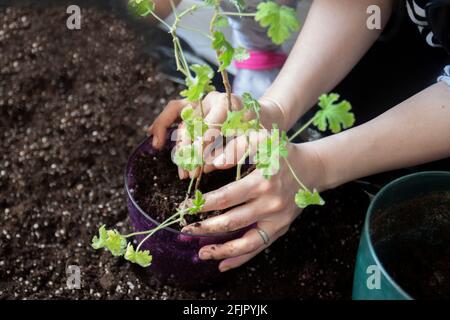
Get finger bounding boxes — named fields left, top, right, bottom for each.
left=183, top=198, right=264, bottom=234
left=212, top=136, right=248, bottom=170
left=188, top=138, right=207, bottom=179
left=203, top=134, right=224, bottom=173
left=218, top=226, right=289, bottom=272
left=198, top=220, right=279, bottom=261
left=201, top=93, right=242, bottom=173
left=212, top=130, right=268, bottom=170
left=147, top=124, right=154, bottom=136
left=203, top=94, right=228, bottom=124
left=151, top=99, right=189, bottom=149
left=219, top=247, right=264, bottom=272
left=200, top=170, right=260, bottom=212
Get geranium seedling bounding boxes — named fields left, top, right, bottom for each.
left=93, top=0, right=355, bottom=269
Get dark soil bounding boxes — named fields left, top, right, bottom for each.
left=374, top=192, right=450, bottom=299
left=132, top=148, right=250, bottom=226
left=0, top=3, right=369, bottom=300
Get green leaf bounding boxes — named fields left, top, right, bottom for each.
left=229, top=0, right=245, bottom=12
left=91, top=225, right=108, bottom=250
left=214, top=15, right=229, bottom=28
left=124, top=243, right=153, bottom=267
left=221, top=110, right=258, bottom=137
left=254, top=127, right=289, bottom=179
left=212, top=31, right=235, bottom=72
left=173, top=144, right=204, bottom=171
left=128, top=0, right=155, bottom=17
left=242, top=92, right=261, bottom=119
left=181, top=64, right=215, bottom=102
left=180, top=105, right=195, bottom=121
left=181, top=106, right=209, bottom=140
left=255, top=1, right=300, bottom=45
left=104, top=229, right=127, bottom=256
left=189, top=190, right=206, bottom=214
left=313, top=93, right=355, bottom=134
left=295, top=189, right=325, bottom=209
left=234, top=47, right=250, bottom=62
left=92, top=225, right=127, bottom=256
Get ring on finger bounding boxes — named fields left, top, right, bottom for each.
left=255, top=227, right=270, bottom=245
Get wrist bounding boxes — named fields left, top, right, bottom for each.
left=258, top=97, right=288, bottom=130
left=290, top=142, right=330, bottom=193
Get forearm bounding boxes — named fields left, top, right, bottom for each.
left=263, top=0, right=394, bottom=130
left=309, top=82, right=450, bottom=191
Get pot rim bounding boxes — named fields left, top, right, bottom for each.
left=124, top=137, right=250, bottom=238
left=364, top=170, right=450, bottom=300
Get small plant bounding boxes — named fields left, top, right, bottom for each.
left=92, top=0, right=355, bottom=267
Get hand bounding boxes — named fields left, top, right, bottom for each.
left=181, top=142, right=325, bottom=272
left=147, top=92, right=285, bottom=179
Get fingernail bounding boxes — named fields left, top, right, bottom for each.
left=213, top=154, right=225, bottom=167
left=146, top=125, right=153, bottom=136
left=178, top=233, right=193, bottom=242
left=178, top=168, right=185, bottom=180
left=219, top=265, right=230, bottom=272
left=199, top=250, right=211, bottom=260
left=181, top=227, right=193, bottom=234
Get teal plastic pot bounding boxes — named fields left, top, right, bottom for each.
left=352, top=171, right=450, bottom=300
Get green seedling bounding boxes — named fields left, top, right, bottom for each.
left=94, top=0, right=354, bottom=269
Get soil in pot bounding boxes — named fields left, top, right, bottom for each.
left=373, top=192, right=450, bottom=299
left=132, top=145, right=252, bottom=227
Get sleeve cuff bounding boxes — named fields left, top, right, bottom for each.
left=437, top=65, right=450, bottom=87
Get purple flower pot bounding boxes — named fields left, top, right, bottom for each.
left=125, top=137, right=249, bottom=288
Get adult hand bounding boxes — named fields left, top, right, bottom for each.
left=148, top=92, right=285, bottom=179
left=181, top=141, right=325, bottom=272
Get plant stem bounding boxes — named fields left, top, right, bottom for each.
left=161, top=1, right=196, bottom=79
left=195, top=100, right=206, bottom=190
left=172, top=36, right=191, bottom=78
left=176, top=174, right=196, bottom=225
left=169, top=0, right=177, bottom=13
left=220, top=12, right=257, bottom=17
left=178, top=4, right=201, bottom=19
left=236, top=134, right=250, bottom=181
left=148, top=10, right=172, bottom=30
left=136, top=217, right=183, bottom=251
left=186, top=173, right=196, bottom=196
left=288, top=117, right=315, bottom=142
left=284, top=158, right=310, bottom=192
left=124, top=209, right=182, bottom=238
left=220, top=70, right=233, bottom=112
left=179, top=24, right=214, bottom=40
left=210, top=7, right=233, bottom=112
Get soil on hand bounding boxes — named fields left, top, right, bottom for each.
left=0, top=3, right=369, bottom=300
left=374, top=192, right=450, bottom=299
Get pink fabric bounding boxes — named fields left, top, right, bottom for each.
left=234, top=50, right=288, bottom=70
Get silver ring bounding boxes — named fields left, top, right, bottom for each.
left=255, top=227, right=270, bottom=245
